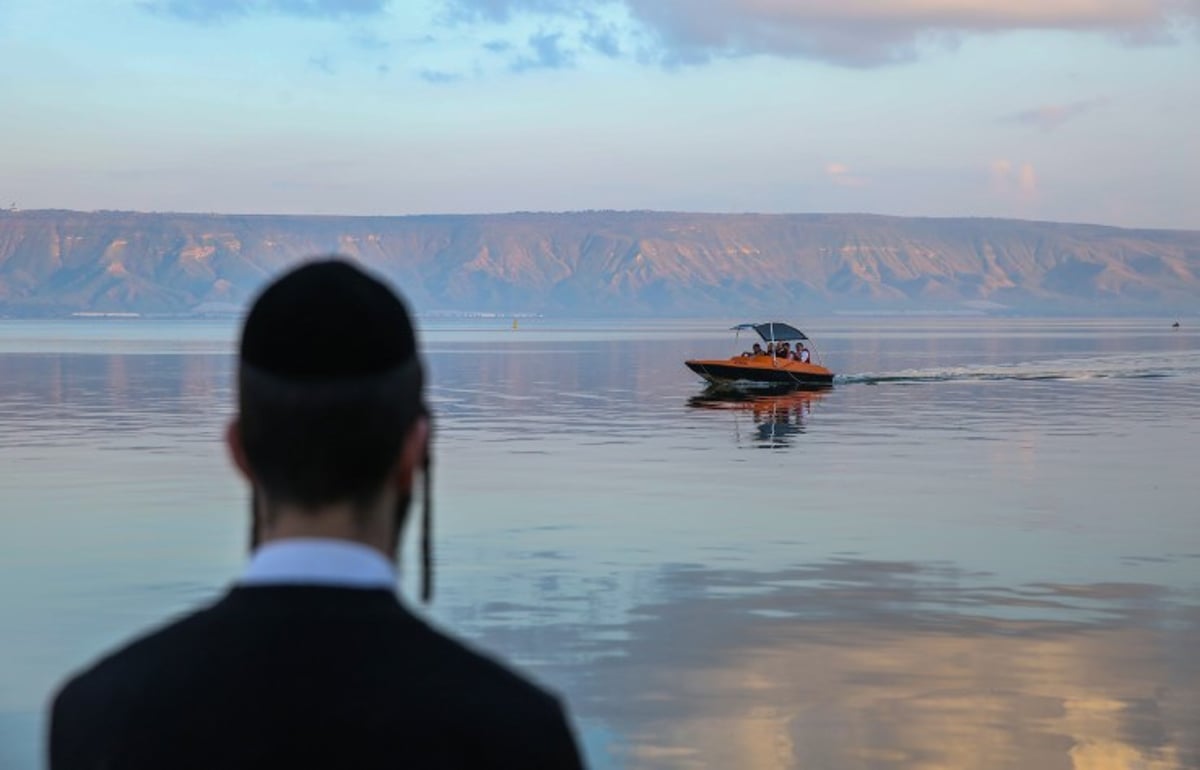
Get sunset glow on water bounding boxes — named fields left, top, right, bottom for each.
left=2, top=318, right=1197, bottom=768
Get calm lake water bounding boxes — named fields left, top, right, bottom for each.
left=1, top=317, right=1198, bottom=769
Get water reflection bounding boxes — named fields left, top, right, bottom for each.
left=687, top=386, right=830, bottom=448
left=0, top=353, right=233, bottom=450
left=469, top=558, right=1200, bottom=770
left=2, top=321, right=1199, bottom=770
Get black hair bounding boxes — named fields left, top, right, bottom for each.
left=239, top=362, right=422, bottom=508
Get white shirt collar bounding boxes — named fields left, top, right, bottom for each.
left=240, top=538, right=396, bottom=590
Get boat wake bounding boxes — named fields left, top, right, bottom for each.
left=837, top=353, right=1200, bottom=386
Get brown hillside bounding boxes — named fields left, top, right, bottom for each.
left=0, top=210, right=1197, bottom=316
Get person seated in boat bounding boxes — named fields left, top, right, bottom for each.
left=765, top=342, right=776, bottom=356
left=742, top=343, right=765, bottom=357
left=777, top=342, right=792, bottom=359
left=795, top=344, right=811, bottom=363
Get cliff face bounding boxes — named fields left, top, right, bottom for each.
left=0, top=209, right=1197, bottom=316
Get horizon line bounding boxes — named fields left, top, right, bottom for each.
left=4, top=207, right=1196, bottom=234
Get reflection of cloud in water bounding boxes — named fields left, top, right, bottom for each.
left=472, top=559, right=1198, bottom=769
left=0, top=354, right=233, bottom=451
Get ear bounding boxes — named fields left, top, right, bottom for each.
left=225, top=419, right=255, bottom=482
left=393, top=415, right=430, bottom=494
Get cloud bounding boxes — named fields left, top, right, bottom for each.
left=349, top=29, right=391, bottom=51
left=143, top=0, right=389, bottom=24
left=419, top=68, right=465, bottom=83
left=308, top=53, right=336, bottom=74
left=438, top=0, right=586, bottom=25
left=989, top=158, right=1037, bottom=199
left=433, top=0, right=1200, bottom=68
left=989, top=159, right=1014, bottom=192
left=1018, top=162, right=1038, bottom=197
left=826, top=162, right=868, bottom=188
left=1003, top=98, right=1108, bottom=131
left=582, top=26, right=622, bottom=57
left=511, top=30, right=575, bottom=71
left=622, top=0, right=1200, bottom=67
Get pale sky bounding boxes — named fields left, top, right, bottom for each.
left=2, top=0, right=1198, bottom=228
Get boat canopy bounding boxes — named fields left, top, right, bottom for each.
left=731, top=322, right=809, bottom=342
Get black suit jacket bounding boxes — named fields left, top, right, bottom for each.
left=50, top=586, right=585, bottom=769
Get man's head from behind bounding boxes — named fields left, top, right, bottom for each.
left=227, top=259, right=429, bottom=572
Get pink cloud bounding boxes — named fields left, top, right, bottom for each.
left=619, top=0, right=1200, bottom=66
left=988, top=158, right=1038, bottom=199
left=1003, top=97, right=1108, bottom=131
left=438, top=0, right=1200, bottom=68
left=989, top=159, right=1014, bottom=193
left=826, top=162, right=868, bottom=187
left=1018, top=163, right=1038, bottom=197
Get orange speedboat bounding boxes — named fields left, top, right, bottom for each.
left=685, top=322, right=834, bottom=388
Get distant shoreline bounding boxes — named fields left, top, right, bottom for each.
left=3, top=209, right=1199, bottom=318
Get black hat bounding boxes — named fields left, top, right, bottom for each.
left=241, top=259, right=419, bottom=381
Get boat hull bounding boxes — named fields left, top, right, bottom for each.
left=685, top=358, right=834, bottom=388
